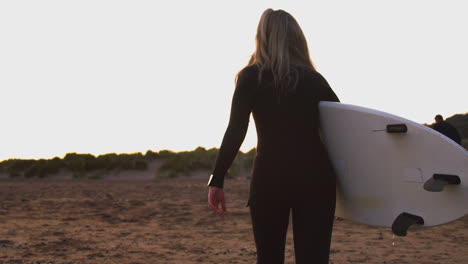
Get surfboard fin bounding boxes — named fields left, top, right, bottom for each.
left=386, top=124, right=407, bottom=133
left=423, top=174, right=461, bottom=192
left=392, top=213, right=424, bottom=236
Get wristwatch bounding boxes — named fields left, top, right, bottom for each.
left=207, top=174, right=224, bottom=188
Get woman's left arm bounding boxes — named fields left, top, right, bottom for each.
left=207, top=66, right=257, bottom=216
left=208, top=66, right=257, bottom=188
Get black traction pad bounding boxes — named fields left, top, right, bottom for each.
left=386, top=124, right=408, bottom=133
left=392, top=212, right=424, bottom=236
left=424, top=174, right=461, bottom=192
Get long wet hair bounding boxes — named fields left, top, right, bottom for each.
left=239, top=9, right=316, bottom=103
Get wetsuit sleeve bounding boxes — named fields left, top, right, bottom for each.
left=316, top=72, right=340, bottom=102
left=208, top=67, right=257, bottom=188
left=316, top=72, right=340, bottom=140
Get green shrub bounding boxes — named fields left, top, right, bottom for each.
left=3, top=159, right=35, bottom=176
left=65, top=159, right=86, bottom=172
left=145, top=150, right=160, bottom=160
left=63, top=152, right=148, bottom=174
left=158, top=147, right=212, bottom=177
left=64, top=153, right=96, bottom=161
left=63, top=153, right=96, bottom=175
left=157, top=146, right=255, bottom=178
left=120, top=159, right=133, bottom=170
left=133, top=160, right=148, bottom=170
left=462, top=138, right=468, bottom=150
left=158, top=149, right=176, bottom=159
left=96, top=153, right=119, bottom=170
left=446, top=113, right=468, bottom=139
left=1, top=159, right=34, bottom=177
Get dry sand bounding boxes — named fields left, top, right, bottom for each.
left=0, top=177, right=466, bottom=264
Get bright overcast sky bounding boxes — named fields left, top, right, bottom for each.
left=1, top=1, right=467, bottom=161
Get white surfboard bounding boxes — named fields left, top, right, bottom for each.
left=319, top=102, right=468, bottom=236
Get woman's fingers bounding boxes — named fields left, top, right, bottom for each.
left=221, top=198, right=227, bottom=212
left=208, top=198, right=224, bottom=217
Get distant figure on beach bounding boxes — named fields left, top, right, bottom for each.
left=431, top=115, right=462, bottom=145
left=207, top=9, right=339, bottom=264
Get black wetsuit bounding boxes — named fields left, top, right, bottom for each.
left=208, top=64, right=339, bottom=264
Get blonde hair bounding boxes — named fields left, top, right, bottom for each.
left=241, top=9, right=316, bottom=102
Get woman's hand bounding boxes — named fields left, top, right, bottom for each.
left=208, top=186, right=227, bottom=217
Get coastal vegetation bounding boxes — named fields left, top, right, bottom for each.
left=446, top=113, right=468, bottom=141
left=446, top=113, right=468, bottom=149
left=0, top=147, right=256, bottom=179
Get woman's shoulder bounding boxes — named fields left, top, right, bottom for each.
left=238, top=64, right=261, bottom=76
left=236, top=64, right=261, bottom=85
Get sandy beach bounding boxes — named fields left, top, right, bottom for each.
left=0, top=176, right=466, bottom=264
